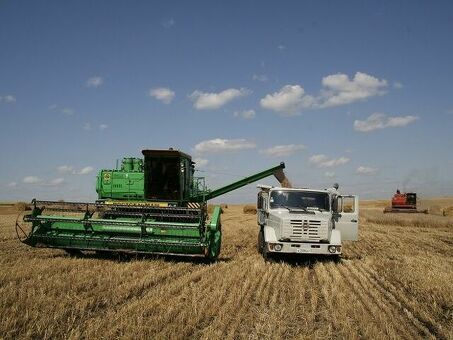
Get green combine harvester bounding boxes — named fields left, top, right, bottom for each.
left=17, top=149, right=287, bottom=260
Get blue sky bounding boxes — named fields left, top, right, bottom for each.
left=1, top=0, right=452, bottom=203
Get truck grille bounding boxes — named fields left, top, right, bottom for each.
left=284, top=219, right=328, bottom=242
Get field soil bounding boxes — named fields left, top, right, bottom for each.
left=1, top=199, right=452, bottom=339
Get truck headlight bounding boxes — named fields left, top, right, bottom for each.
left=274, top=244, right=282, bottom=251
left=328, top=245, right=336, bottom=253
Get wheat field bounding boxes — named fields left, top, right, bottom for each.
left=0, top=199, right=452, bottom=339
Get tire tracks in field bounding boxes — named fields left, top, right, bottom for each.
left=223, top=264, right=283, bottom=338
left=155, top=260, right=252, bottom=339
left=342, top=261, right=440, bottom=339
left=84, top=260, right=227, bottom=338
left=337, top=261, right=419, bottom=338
left=355, top=263, right=448, bottom=339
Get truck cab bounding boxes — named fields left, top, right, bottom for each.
left=256, top=185, right=358, bottom=258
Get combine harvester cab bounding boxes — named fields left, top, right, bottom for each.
left=17, top=149, right=286, bottom=260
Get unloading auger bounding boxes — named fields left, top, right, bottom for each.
left=17, top=149, right=287, bottom=260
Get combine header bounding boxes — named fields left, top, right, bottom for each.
left=17, top=149, right=287, bottom=260
left=383, top=190, right=427, bottom=213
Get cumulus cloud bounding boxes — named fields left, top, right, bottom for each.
left=309, top=154, right=350, bottom=168
left=354, top=113, right=419, bottom=132
left=149, top=87, right=175, bottom=104
left=189, top=88, right=249, bottom=110
left=319, top=72, right=387, bottom=108
left=260, top=72, right=387, bottom=115
left=193, top=158, right=209, bottom=167
left=325, top=171, right=335, bottom=178
left=260, top=85, right=316, bottom=116
left=61, top=107, right=75, bottom=115
left=234, top=109, right=256, bottom=119
left=393, top=81, right=403, bottom=89
left=1, top=95, right=16, bottom=103
left=356, top=166, right=378, bottom=175
left=23, top=176, right=42, bottom=184
left=194, top=138, right=256, bottom=153
left=260, top=144, right=306, bottom=157
left=86, top=76, right=104, bottom=88
left=48, top=178, right=65, bottom=186
left=252, top=74, right=268, bottom=82
left=83, top=122, right=91, bottom=131
left=74, top=166, right=94, bottom=175
left=162, top=18, right=175, bottom=28
left=57, top=165, right=74, bottom=173
left=7, top=182, right=17, bottom=188
left=99, top=124, right=108, bottom=131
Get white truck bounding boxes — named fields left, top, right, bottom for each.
left=256, top=184, right=358, bottom=259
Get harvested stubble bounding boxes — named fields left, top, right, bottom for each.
left=443, top=206, right=453, bottom=216
left=243, top=205, right=257, bottom=214
left=0, top=199, right=452, bottom=339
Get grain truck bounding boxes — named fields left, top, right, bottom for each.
left=256, top=184, right=358, bottom=259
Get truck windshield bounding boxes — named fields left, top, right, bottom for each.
left=269, top=190, right=330, bottom=211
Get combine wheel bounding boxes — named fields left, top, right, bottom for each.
left=206, top=224, right=222, bottom=261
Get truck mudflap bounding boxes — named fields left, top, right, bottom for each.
left=264, top=228, right=342, bottom=255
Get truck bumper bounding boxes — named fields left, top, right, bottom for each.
left=266, top=241, right=341, bottom=255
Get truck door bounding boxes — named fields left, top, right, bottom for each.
left=336, top=195, right=359, bottom=241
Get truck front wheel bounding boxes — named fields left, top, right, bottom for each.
left=257, top=228, right=265, bottom=254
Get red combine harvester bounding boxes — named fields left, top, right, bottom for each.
left=383, top=190, right=427, bottom=213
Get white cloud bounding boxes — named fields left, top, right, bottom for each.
left=23, top=176, right=42, bottom=184
left=260, top=85, right=315, bottom=116
left=57, top=165, right=74, bottom=173
left=252, top=74, right=268, bottom=82
left=99, top=124, right=108, bottom=131
left=162, top=18, right=175, bottom=28
left=320, top=72, right=387, bottom=108
left=277, top=45, right=286, bottom=50
left=48, top=178, right=65, bottom=186
left=260, top=72, right=387, bottom=115
left=234, top=109, right=256, bottom=119
left=393, top=81, right=403, bottom=89
left=354, top=113, right=418, bottom=132
left=83, top=122, right=91, bottom=131
left=149, top=87, right=175, bottom=104
left=194, top=138, right=256, bottom=153
left=189, top=88, right=249, bottom=110
left=3, top=95, right=16, bottom=103
left=309, top=154, right=350, bottom=168
left=193, top=158, right=209, bottom=167
left=356, top=166, right=378, bottom=175
left=48, top=104, right=58, bottom=110
left=75, top=166, right=94, bottom=175
left=260, top=144, right=306, bottom=157
left=86, top=76, right=104, bottom=88
left=325, top=171, right=335, bottom=178
left=61, top=107, right=74, bottom=115
left=7, top=182, right=17, bottom=188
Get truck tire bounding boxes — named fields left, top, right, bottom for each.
left=257, top=228, right=264, bottom=254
